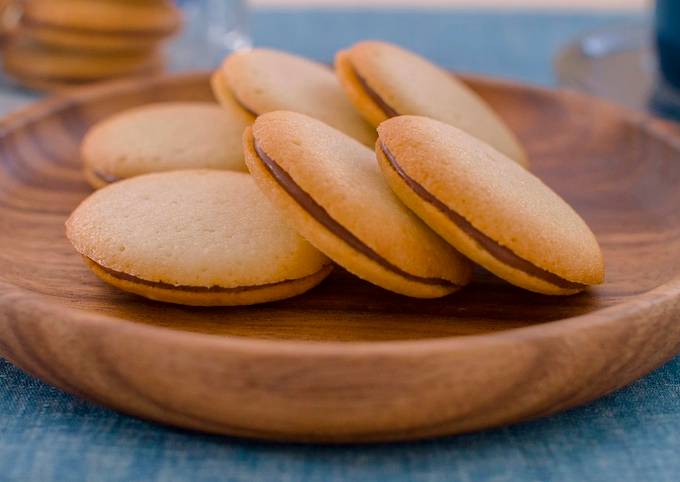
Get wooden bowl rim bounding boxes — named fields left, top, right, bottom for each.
left=2, top=71, right=680, bottom=357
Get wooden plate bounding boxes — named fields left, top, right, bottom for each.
left=1, top=72, right=680, bottom=443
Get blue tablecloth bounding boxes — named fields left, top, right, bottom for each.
left=5, top=8, right=679, bottom=482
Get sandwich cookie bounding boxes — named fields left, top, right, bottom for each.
left=244, top=111, right=471, bottom=298
left=20, top=24, right=162, bottom=53
left=376, top=116, right=604, bottom=295
left=212, top=48, right=376, bottom=146
left=2, top=39, right=162, bottom=86
left=20, top=0, right=181, bottom=52
left=336, top=40, right=528, bottom=166
left=66, top=170, right=332, bottom=306
left=81, top=102, right=252, bottom=189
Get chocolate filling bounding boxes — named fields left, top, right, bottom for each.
left=380, top=143, right=586, bottom=290
left=252, top=138, right=457, bottom=288
left=352, top=65, right=399, bottom=118
left=93, top=259, right=329, bottom=293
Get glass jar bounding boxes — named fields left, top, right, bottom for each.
left=0, top=0, right=251, bottom=93
left=171, top=0, right=251, bottom=71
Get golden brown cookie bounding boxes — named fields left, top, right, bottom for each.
left=2, top=39, right=163, bottom=84
left=212, top=48, right=376, bottom=146
left=18, top=0, right=180, bottom=53
left=336, top=41, right=528, bottom=166
left=376, top=115, right=604, bottom=295
left=66, top=170, right=332, bottom=306
left=81, top=102, right=252, bottom=188
left=19, top=24, right=162, bottom=52
left=21, top=0, right=181, bottom=38
left=243, top=111, right=471, bottom=298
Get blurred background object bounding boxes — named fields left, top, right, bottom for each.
left=171, top=0, right=250, bottom=71
left=652, top=0, right=680, bottom=118
left=555, top=22, right=652, bottom=112
left=2, top=0, right=182, bottom=90
left=0, top=0, right=251, bottom=92
left=556, top=0, right=680, bottom=121
left=249, top=0, right=644, bottom=7
left=2, top=0, right=680, bottom=123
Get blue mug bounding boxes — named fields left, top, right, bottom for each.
left=654, top=0, right=680, bottom=118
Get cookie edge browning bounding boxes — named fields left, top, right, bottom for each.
left=85, top=258, right=333, bottom=306
left=335, top=50, right=389, bottom=128
left=22, top=0, right=183, bottom=36
left=210, top=69, right=256, bottom=119
left=80, top=101, right=251, bottom=189
left=21, top=25, right=164, bottom=53
left=338, top=42, right=530, bottom=168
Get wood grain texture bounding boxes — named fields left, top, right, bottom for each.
left=0, top=72, right=679, bottom=442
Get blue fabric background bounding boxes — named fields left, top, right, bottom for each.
left=4, top=9, right=678, bottom=482
left=251, top=9, right=634, bottom=85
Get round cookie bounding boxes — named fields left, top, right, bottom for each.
left=21, top=0, right=181, bottom=38
left=376, top=115, right=604, bottom=295
left=335, top=40, right=529, bottom=166
left=243, top=111, right=471, bottom=298
left=212, top=48, right=376, bottom=146
left=66, top=170, right=332, bottom=306
left=81, top=102, right=252, bottom=189
left=19, top=24, right=163, bottom=53
left=2, top=39, right=163, bottom=84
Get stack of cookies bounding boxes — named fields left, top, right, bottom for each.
left=2, top=0, right=182, bottom=90
left=67, top=41, right=605, bottom=306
